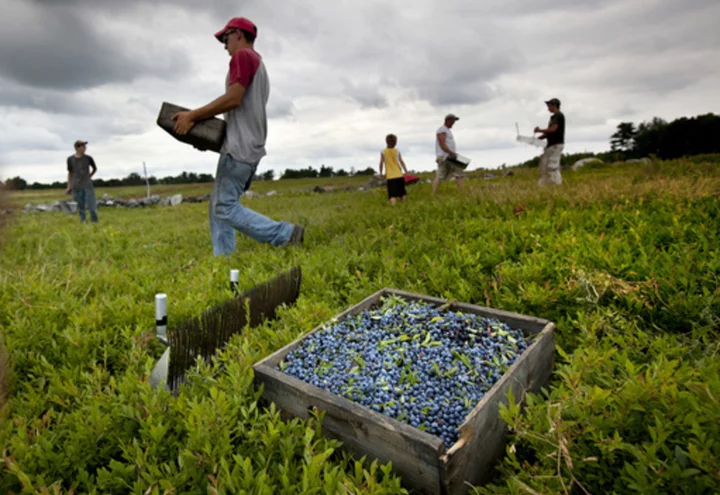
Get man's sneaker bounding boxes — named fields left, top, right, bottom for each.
left=288, top=224, right=305, bottom=246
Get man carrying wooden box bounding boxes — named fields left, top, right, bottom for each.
left=171, top=17, right=304, bottom=256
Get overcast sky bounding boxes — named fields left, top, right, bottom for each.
left=1, top=0, right=718, bottom=183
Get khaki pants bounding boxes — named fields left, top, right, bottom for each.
left=436, top=157, right=466, bottom=182
left=538, top=144, right=563, bottom=186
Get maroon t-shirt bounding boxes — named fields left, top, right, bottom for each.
left=228, top=48, right=261, bottom=88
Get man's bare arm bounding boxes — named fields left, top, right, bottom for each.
left=437, top=133, right=456, bottom=158
left=66, top=172, right=72, bottom=193
left=379, top=153, right=385, bottom=175
left=534, top=123, right=559, bottom=134
left=172, top=83, right=246, bottom=135
left=399, top=153, right=408, bottom=174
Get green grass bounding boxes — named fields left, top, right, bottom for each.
left=0, top=159, right=719, bottom=494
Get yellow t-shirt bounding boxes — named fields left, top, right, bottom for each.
left=382, top=148, right=403, bottom=179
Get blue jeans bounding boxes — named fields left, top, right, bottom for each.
left=209, top=153, right=293, bottom=256
left=73, top=188, right=98, bottom=223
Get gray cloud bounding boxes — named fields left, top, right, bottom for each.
left=0, top=0, right=190, bottom=90
left=0, top=80, right=107, bottom=115
left=31, top=0, right=244, bottom=16
left=267, top=94, right=296, bottom=119
left=341, top=78, right=389, bottom=109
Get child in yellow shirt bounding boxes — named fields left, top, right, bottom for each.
left=378, top=134, right=409, bottom=206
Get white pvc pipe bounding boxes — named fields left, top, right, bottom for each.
left=230, top=269, right=239, bottom=293
left=155, top=293, right=167, bottom=338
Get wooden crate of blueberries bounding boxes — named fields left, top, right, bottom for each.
left=253, top=289, right=555, bottom=495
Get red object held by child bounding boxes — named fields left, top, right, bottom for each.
left=404, top=174, right=419, bottom=185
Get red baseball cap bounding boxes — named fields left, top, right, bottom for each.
left=215, top=17, right=258, bottom=42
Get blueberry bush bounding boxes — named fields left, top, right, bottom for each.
left=0, top=158, right=718, bottom=493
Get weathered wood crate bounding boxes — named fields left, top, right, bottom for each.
left=156, top=101, right=226, bottom=153
left=253, top=289, right=555, bottom=495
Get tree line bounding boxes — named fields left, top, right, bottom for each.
left=609, top=113, right=720, bottom=159
left=3, top=164, right=378, bottom=191
left=279, top=165, right=375, bottom=179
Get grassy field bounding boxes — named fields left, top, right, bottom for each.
left=0, top=159, right=719, bottom=494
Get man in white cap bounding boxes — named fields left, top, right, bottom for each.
left=171, top=17, right=304, bottom=256
left=433, top=114, right=465, bottom=195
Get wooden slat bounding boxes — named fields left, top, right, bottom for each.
left=254, top=366, right=445, bottom=495
left=442, top=323, right=555, bottom=494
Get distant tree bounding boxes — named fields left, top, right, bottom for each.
left=334, top=169, right=348, bottom=177
left=260, top=170, right=274, bottom=181
left=281, top=167, right=319, bottom=179
left=632, top=117, right=668, bottom=158
left=319, top=165, right=333, bottom=178
left=124, top=172, right=144, bottom=186
left=658, top=113, right=720, bottom=159
left=610, top=122, right=636, bottom=153
left=354, top=167, right=376, bottom=176
left=4, top=177, right=27, bottom=190
left=21, top=170, right=216, bottom=189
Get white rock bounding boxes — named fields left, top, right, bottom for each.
left=58, top=201, right=77, bottom=214
left=572, top=157, right=602, bottom=171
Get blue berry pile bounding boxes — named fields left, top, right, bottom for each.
left=277, top=295, right=529, bottom=448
